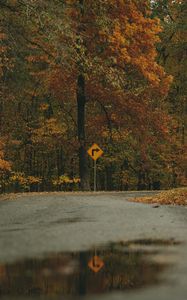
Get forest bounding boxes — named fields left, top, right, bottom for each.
left=0, top=0, right=186, bottom=192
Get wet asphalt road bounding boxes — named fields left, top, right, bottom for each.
left=0, top=191, right=187, bottom=300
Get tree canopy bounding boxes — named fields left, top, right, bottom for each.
left=0, top=0, right=186, bottom=192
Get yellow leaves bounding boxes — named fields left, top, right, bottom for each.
left=27, top=176, right=42, bottom=184
left=10, top=173, right=27, bottom=186
left=73, top=178, right=81, bottom=184
left=31, top=118, right=67, bottom=145
left=0, top=140, right=11, bottom=172
left=10, top=173, right=41, bottom=186
left=45, top=118, right=65, bottom=135
left=102, top=128, right=130, bottom=142
left=52, top=176, right=80, bottom=186
left=4, top=173, right=81, bottom=190
left=132, top=188, right=187, bottom=206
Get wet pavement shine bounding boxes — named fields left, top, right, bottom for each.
left=0, top=192, right=187, bottom=300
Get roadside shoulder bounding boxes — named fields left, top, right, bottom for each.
left=129, top=188, right=187, bottom=206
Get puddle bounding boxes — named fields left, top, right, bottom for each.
left=0, top=239, right=180, bottom=299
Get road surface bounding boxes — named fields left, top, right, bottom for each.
left=0, top=191, right=187, bottom=300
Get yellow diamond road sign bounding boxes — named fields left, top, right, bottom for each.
left=87, top=143, right=103, bottom=161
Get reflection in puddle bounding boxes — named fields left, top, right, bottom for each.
left=0, top=239, right=179, bottom=299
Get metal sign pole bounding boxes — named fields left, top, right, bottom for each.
left=94, top=159, right=97, bottom=192
left=87, top=143, right=103, bottom=192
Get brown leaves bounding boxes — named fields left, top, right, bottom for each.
left=132, top=188, right=187, bottom=206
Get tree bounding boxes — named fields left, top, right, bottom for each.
left=0, top=0, right=179, bottom=191
left=152, top=0, right=187, bottom=186
left=46, top=0, right=172, bottom=189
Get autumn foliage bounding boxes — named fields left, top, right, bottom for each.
left=0, top=0, right=186, bottom=192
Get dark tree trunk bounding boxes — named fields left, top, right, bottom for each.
left=78, top=252, right=88, bottom=295
left=105, top=164, right=115, bottom=191
left=77, top=74, right=90, bottom=190
left=137, top=170, right=146, bottom=190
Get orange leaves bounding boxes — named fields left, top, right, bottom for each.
left=133, top=188, right=187, bottom=206
left=105, top=1, right=171, bottom=92
left=109, top=23, right=131, bottom=64
left=0, top=140, right=11, bottom=172
left=0, top=159, right=11, bottom=172
left=0, top=32, right=7, bottom=40
left=49, top=66, right=77, bottom=102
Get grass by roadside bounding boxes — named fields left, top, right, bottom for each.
left=131, top=188, right=187, bottom=206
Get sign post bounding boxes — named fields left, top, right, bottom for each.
left=94, top=160, right=97, bottom=192
left=87, top=143, right=103, bottom=192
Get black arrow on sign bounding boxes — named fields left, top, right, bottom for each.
left=92, top=148, right=100, bottom=157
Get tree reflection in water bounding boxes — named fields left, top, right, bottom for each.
left=0, top=239, right=178, bottom=298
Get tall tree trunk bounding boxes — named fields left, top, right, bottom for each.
left=77, top=74, right=90, bottom=190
